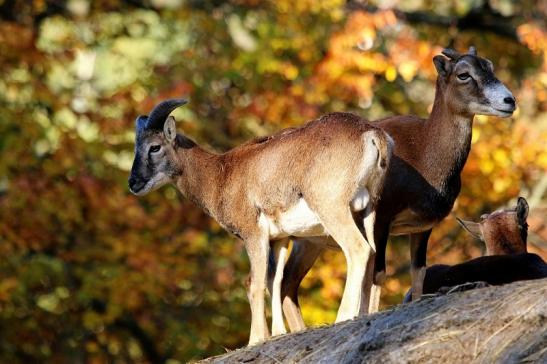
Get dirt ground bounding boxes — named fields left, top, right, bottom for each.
left=200, top=278, right=547, bottom=363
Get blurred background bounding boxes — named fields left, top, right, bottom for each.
left=0, top=0, right=546, bottom=362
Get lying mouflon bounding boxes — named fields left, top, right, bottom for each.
left=404, top=198, right=547, bottom=301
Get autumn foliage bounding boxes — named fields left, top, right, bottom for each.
left=0, top=0, right=546, bottom=362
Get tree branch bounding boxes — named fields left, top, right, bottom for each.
left=347, top=1, right=519, bottom=41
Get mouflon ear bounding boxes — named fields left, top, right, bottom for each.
left=456, top=217, right=484, bottom=241
left=516, top=197, right=529, bottom=225
left=441, top=48, right=460, bottom=60
left=468, top=46, right=477, bottom=56
left=164, top=116, right=177, bottom=142
left=433, top=55, right=453, bottom=78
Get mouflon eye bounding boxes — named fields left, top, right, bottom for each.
left=457, top=72, right=471, bottom=81
left=149, top=145, right=161, bottom=154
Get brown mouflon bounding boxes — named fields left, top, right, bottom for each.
left=403, top=198, right=546, bottom=301
left=129, top=100, right=393, bottom=344
left=279, top=47, right=517, bottom=332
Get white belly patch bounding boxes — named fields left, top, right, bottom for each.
left=262, top=199, right=327, bottom=239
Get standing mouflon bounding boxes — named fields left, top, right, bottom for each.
left=129, top=100, right=393, bottom=343
left=278, top=47, right=517, bottom=332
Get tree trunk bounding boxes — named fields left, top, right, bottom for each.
left=201, top=278, right=547, bottom=363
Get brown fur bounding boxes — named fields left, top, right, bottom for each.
left=172, top=113, right=388, bottom=236
left=458, top=197, right=529, bottom=256
left=481, top=213, right=527, bottom=255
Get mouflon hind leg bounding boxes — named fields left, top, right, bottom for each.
left=309, top=206, right=373, bottom=322
left=270, top=238, right=290, bottom=336
left=281, top=239, right=323, bottom=332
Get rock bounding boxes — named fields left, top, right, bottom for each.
left=200, top=278, right=547, bottom=363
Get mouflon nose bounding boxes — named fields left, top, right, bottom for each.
left=503, top=96, right=516, bottom=107
left=128, top=177, right=144, bottom=192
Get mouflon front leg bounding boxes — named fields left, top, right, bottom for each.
left=410, top=229, right=431, bottom=301
left=245, top=234, right=271, bottom=345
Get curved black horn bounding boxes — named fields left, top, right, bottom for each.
left=146, top=98, right=188, bottom=130
left=468, top=46, right=477, bottom=55
left=441, top=48, right=460, bottom=60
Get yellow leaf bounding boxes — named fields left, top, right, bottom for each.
left=398, top=61, right=418, bottom=82
left=385, top=66, right=397, bottom=82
